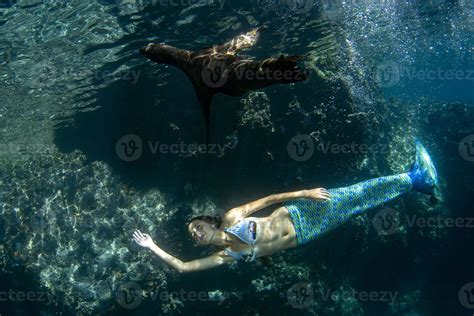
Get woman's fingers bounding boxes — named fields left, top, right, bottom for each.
left=133, top=230, right=141, bottom=240
left=315, top=191, right=330, bottom=197
left=133, top=230, right=152, bottom=245
left=133, top=230, right=148, bottom=243
left=314, top=188, right=329, bottom=194
left=318, top=192, right=331, bottom=201
left=306, top=188, right=331, bottom=201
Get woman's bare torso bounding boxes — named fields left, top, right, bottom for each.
left=224, top=206, right=298, bottom=259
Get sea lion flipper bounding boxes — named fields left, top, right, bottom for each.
left=194, top=87, right=214, bottom=144
left=259, top=54, right=309, bottom=83
left=206, top=27, right=265, bottom=55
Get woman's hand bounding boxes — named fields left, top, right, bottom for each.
left=133, top=230, right=155, bottom=249
left=305, top=188, right=331, bottom=201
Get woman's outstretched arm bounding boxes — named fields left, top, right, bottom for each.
left=133, top=230, right=233, bottom=273
left=223, top=188, right=330, bottom=224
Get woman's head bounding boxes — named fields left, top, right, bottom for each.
left=187, top=215, right=222, bottom=246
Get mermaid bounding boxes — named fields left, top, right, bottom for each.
left=133, top=141, right=439, bottom=272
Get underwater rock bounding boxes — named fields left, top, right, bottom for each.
left=0, top=150, right=178, bottom=314
left=239, top=91, right=274, bottom=131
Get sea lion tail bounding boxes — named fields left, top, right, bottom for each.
left=194, top=87, right=214, bottom=145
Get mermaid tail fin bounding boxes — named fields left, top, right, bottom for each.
left=408, top=140, right=440, bottom=202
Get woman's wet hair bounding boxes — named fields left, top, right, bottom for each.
left=187, top=214, right=222, bottom=230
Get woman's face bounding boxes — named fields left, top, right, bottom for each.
left=188, top=220, right=215, bottom=245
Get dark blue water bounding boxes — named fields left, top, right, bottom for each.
left=0, top=0, right=473, bottom=315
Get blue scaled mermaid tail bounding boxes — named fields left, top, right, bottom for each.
left=284, top=141, right=439, bottom=245
left=408, top=140, right=439, bottom=199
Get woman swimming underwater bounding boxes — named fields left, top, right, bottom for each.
left=133, top=141, right=439, bottom=272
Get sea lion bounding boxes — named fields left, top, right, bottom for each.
left=140, top=27, right=309, bottom=143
